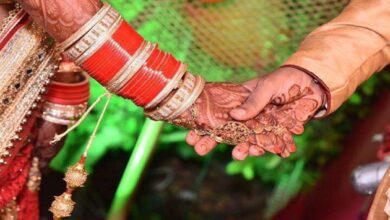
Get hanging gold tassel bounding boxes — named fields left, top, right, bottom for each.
left=49, top=191, right=75, bottom=218
left=49, top=92, right=112, bottom=219
left=64, top=158, right=88, bottom=188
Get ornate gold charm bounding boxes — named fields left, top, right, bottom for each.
left=64, top=162, right=88, bottom=188
left=49, top=192, right=76, bottom=218
left=212, top=121, right=251, bottom=145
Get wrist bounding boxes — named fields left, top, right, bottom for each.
left=280, top=65, right=330, bottom=118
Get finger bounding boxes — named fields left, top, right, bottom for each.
left=232, top=143, right=250, bottom=160
left=280, top=131, right=296, bottom=153
left=278, top=131, right=295, bottom=157
left=194, top=136, right=218, bottom=156
left=290, top=123, right=304, bottom=135
left=186, top=130, right=202, bottom=146
left=256, top=133, right=282, bottom=154
left=275, top=135, right=286, bottom=155
left=230, top=83, right=273, bottom=121
left=280, top=150, right=291, bottom=158
left=249, top=145, right=266, bottom=157
left=242, top=79, right=260, bottom=91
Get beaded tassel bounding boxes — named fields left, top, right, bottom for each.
left=49, top=93, right=111, bottom=219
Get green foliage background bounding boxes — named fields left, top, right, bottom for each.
left=50, top=0, right=390, bottom=217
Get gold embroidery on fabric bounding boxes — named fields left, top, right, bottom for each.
left=0, top=19, right=59, bottom=160
left=0, top=22, right=46, bottom=116
left=0, top=199, right=18, bottom=220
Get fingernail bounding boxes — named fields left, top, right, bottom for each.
left=233, top=108, right=246, bottom=116
left=196, top=145, right=207, bottom=155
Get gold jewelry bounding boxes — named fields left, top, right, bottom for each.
left=145, top=72, right=197, bottom=121
left=167, top=74, right=205, bottom=120
left=211, top=122, right=251, bottom=145
left=41, top=102, right=88, bottom=126
left=170, top=104, right=199, bottom=128
left=0, top=18, right=58, bottom=164
left=65, top=6, right=120, bottom=60
left=65, top=7, right=122, bottom=63
left=57, top=3, right=112, bottom=52
left=50, top=193, right=76, bottom=218
left=145, top=63, right=188, bottom=109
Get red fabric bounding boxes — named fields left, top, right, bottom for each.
left=0, top=112, right=37, bottom=182
left=18, top=187, right=39, bottom=220
left=0, top=144, right=32, bottom=208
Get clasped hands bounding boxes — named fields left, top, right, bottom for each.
left=171, top=67, right=325, bottom=160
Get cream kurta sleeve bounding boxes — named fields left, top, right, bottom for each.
left=284, top=0, right=390, bottom=114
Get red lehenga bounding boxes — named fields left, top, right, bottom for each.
left=0, top=6, right=89, bottom=219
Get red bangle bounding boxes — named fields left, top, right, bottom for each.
left=81, top=41, right=128, bottom=85
left=116, top=48, right=166, bottom=102
left=62, top=5, right=187, bottom=108
left=120, top=50, right=168, bottom=105
left=135, top=58, right=179, bottom=105
left=130, top=50, right=168, bottom=100
left=44, top=73, right=90, bottom=105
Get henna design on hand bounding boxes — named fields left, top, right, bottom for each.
left=171, top=83, right=304, bottom=158
left=16, top=0, right=101, bottom=41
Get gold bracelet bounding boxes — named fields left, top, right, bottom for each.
left=145, top=63, right=188, bottom=110
left=57, top=3, right=112, bottom=52
left=71, top=15, right=122, bottom=65
left=167, top=74, right=205, bottom=120
left=145, top=72, right=197, bottom=121
left=65, top=6, right=120, bottom=61
left=41, top=102, right=88, bottom=125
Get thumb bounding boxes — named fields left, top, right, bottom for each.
left=230, top=84, right=273, bottom=121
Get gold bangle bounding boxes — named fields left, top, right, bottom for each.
left=167, top=75, right=205, bottom=120
left=73, top=15, right=122, bottom=65
left=57, top=3, right=112, bottom=52
left=41, top=102, right=88, bottom=125
left=145, top=63, right=188, bottom=110
left=65, top=7, right=120, bottom=61
left=145, top=72, right=197, bottom=121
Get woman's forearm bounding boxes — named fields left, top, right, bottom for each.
left=15, top=0, right=101, bottom=41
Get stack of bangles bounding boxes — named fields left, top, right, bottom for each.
left=41, top=71, right=89, bottom=126
left=57, top=3, right=205, bottom=120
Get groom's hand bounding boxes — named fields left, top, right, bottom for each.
left=229, top=67, right=326, bottom=159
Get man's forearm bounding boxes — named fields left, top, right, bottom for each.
left=16, top=0, right=101, bottom=41
left=284, top=0, right=390, bottom=114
